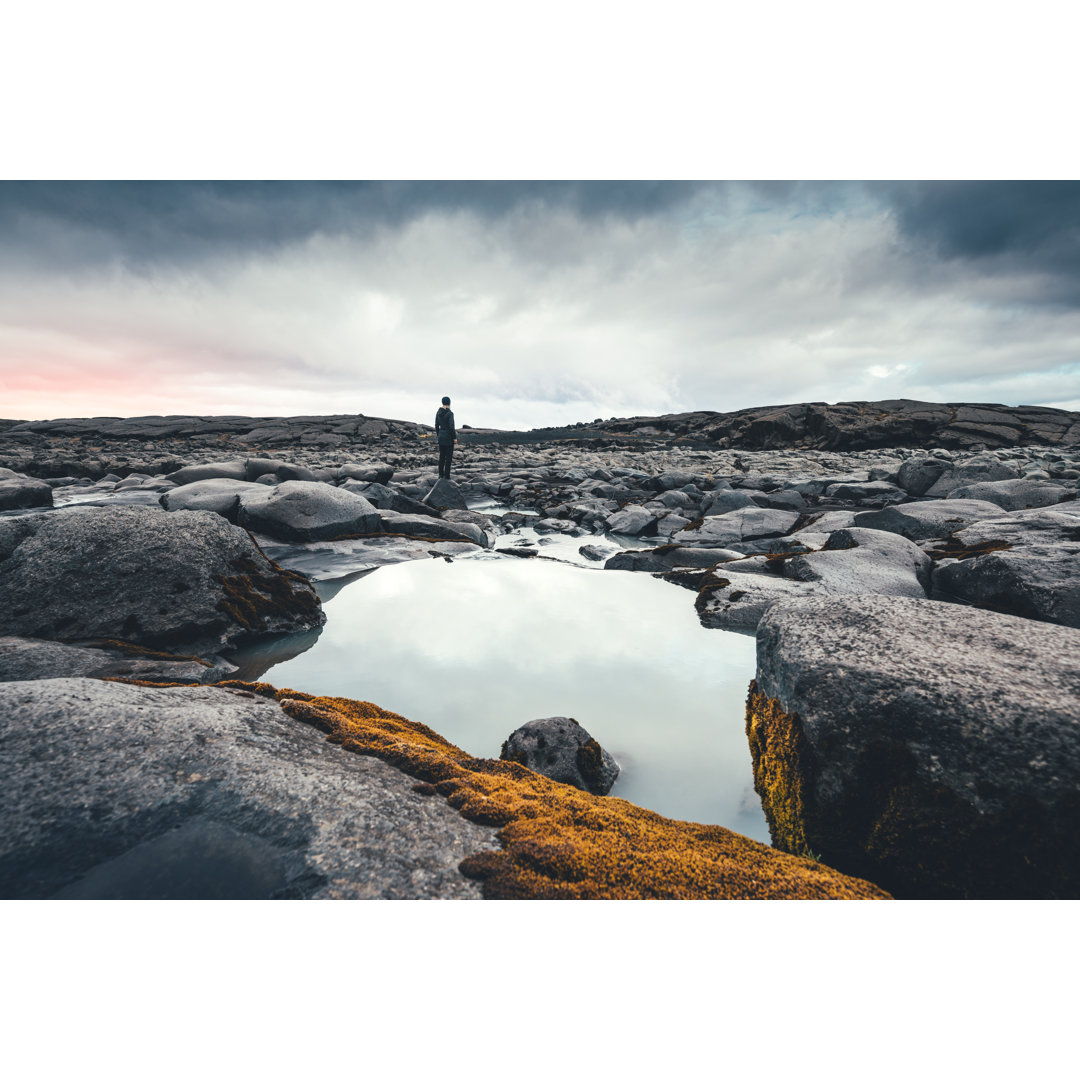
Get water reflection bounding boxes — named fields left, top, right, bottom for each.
left=235, top=555, right=769, bottom=841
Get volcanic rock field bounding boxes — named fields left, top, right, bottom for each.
left=2, top=398, right=1078, bottom=899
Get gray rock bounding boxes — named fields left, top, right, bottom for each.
left=948, top=477, right=1071, bottom=512
left=604, top=550, right=670, bottom=573
left=852, top=498, right=1005, bottom=541
left=0, top=478, right=53, bottom=511
left=694, top=570, right=824, bottom=631
left=422, top=478, right=468, bottom=511
left=238, top=481, right=381, bottom=542
left=159, top=478, right=267, bottom=520
left=931, top=509, right=1080, bottom=627
left=338, top=462, right=394, bottom=485
left=0, top=635, right=233, bottom=684
left=165, top=460, right=248, bottom=485
left=752, top=490, right=808, bottom=512
left=500, top=716, right=620, bottom=795
left=702, top=489, right=757, bottom=516
left=774, top=527, right=932, bottom=599
left=0, top=678, right=497, bottom=899
left=752, top=594, right=1080, bottom=898
left=605, top=505, right=657, bottom=536
left=924, top=455, right=1022, bottom=497
left=823, top=480, right=905, bottom=504
left=578, top=544, right=609, bottom=561
left=378, top=511, right=486, bottom=546
left=0, top=505, right=324, bottom=657
left=896, top=456, right=952, bottom=496
left=672, top=508, right=799, bottom=547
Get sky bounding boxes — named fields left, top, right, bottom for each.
left=1, top=180, right=1078, bottom=430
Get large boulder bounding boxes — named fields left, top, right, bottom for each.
left=500, top=716, right=620, bottom=795
left=896, top=456, right=951, bottom=496
left=749, top=594, right=1080, bottom=898
left=165, top=460, right=248, bottom=485
left=0, top=505, right=324, bottom=657
left=930, top=509, right=1080, bottom=627
left=0, top=477, right=53, bottom=511
left=0, top=679, right=497, bottom=899
left=852, top=498, right=1004, bottom=541
left=238, top=481, right=381, bottom=542
left=422, top=479, right=468, bottom=511
left=159, top=478, right=267, bottom=520
left=605, top=505, right=658, bottom=536
left=923, top=454, right=1022, bottom=498
left=947, top=477, right=1071, bottom=512
left=701, top=489, right=757, bottom=516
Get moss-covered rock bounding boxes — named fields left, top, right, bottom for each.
left=221, top=681, right=890, bottom=899
left=750, top=594, right=1080, bottom=898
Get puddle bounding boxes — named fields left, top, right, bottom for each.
left=231, top=554, right=768, bottom=841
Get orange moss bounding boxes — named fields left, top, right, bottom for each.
left=745, top=681, right=815, bottom=857
left=213, top=554, right=322, bottom=630
left=211, top=681, right=891, bottom=899
left=87, top=639, right=211, bottom=666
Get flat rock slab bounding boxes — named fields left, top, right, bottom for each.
left=751, top=594, right=1080, bottom=898
left=0, top=678, right=498, bottom=899
left=852, top=498, right=1005, bottom=540
left=673, top=508, right=798, bottom=547
left=0, top=636, right=232, bottom=684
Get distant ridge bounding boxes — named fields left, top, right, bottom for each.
left=1, top=399, right=1078, bottom=451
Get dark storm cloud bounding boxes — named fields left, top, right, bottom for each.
left=871, top=181, right=1080, bottom=304
left=0, top=180, right=708, bottom=269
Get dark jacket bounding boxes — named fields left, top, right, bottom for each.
left=435, top=406, right=456, bottom=445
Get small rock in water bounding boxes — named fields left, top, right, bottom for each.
left=501, top=716, right=620, bottom=795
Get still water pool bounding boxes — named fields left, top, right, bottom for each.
left=235, top=553, right=769, bottom=842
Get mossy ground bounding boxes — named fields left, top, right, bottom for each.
left=202, top=679, right=890, bottom=899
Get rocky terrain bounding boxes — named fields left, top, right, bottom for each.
left=2, top=398, right=1078, bottom=899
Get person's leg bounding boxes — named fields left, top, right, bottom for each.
left=443, top=444, right=454, bottom=478
left=439, top=444, right=451, bottom=478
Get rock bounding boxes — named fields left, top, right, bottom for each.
left=665, top=566, right=825, bottom=631
left=702, top=489, right=757, bottom=515
left=0, top=635, right=233, bottom=684
left=605, top=505, right=658, bottom=536
left=923, top=454, right=1022, bottom=498
left=822, top=480, right=905, bottom=504
left=604, top=551, right=670, bottom=573
left=770, top=527, right=932, bottom=599
left=378, top=511, right=486, bottom=546
left=896, top=456, right=952, bottom=496
left=165, top=460, right=248, bottom=485
left=422, top=478, right=468, bottom=511
left=0, top=678, right=497, bottom=899
left=578, top=544, right=609, bottom=561
left=948, top=477, right=1071, bottom=512
left=0, top=505, right=324, bottom=657
left=238, top=481, right=381, bottom=542
left=0, top=477, right=53, bottom=511
left=852, top=498, right=1005, bottom=541
left=159, top=478, right=267, bottom=520
left=749, top=594, right=1080, bottom=898
left=930, top=509, right=1080, bottom=627
left=672, top=508, right=799, bottom=547
left=339, top=462, right=394, bottom=485
left=500, top=716, right=620, bottom=795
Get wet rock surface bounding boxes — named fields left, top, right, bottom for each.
left=0, top=679, right=498, bottom=899
left=750, top=595, right=1080, bottom=899
left=500, top=716, right=620, bottom=795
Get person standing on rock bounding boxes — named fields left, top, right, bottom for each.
left=435, top=395, right=457, bottom=479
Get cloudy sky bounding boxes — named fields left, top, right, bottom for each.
left=1, top=180, right=1077, bottom=429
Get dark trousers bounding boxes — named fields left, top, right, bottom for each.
left=438, top=443, right=454, bottom=479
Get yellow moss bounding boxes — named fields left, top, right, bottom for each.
left=88, top=639, right=211, bottom=666
left=744, top=681, right=814, bottom=858
left=239, top=683, right=891, bottom=899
